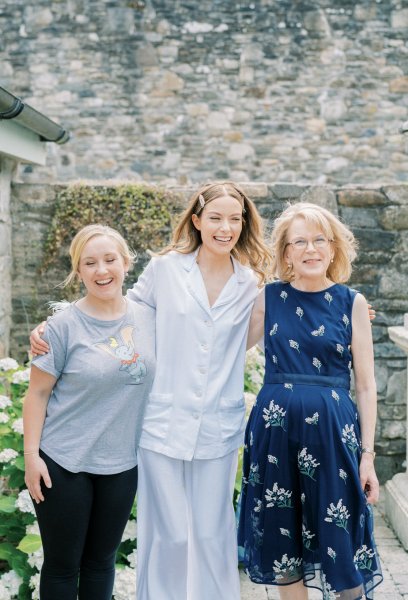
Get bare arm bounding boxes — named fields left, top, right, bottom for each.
left=247, top=289, right=265, bottom=350
left=23, top=366, right=56, bottom=502
left=351, top=293, right=379, bottom=505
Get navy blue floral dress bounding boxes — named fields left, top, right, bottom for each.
left=238, top=282, right=382, bottom=599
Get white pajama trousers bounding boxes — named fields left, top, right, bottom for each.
left=136, top=448, right=241, bottom=600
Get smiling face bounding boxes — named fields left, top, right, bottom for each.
left=284, top=216, right=334, bottom=284
left=77, top=235, right=128, bottom=302
left=191, top=195, right=243, bottom=257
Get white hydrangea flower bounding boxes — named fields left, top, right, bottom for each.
left=0, top=358, right=19, bottom=371
left=127, top=549, right=137, bottom=569
left=1, top=570, right=23, bottom=595
left=0, top=412, right=10, bottom=423
left=29, top=573, right=40, bottom=600
left=121, top=519, right=137, bottom=542
left=11, top=368, right=31, bottom=384
left=0, top=579, right=11, bottom=599
left=112, top=566, right=136, bottom=600
left=26, top=521, right=41, bottom=536
left=11, top=418, right=24, bottom=435
left=27, top=547, right=44, bottom=571
left=16, top=489, right=36, bottom=515
left=0, top=395, right=12, bottom=409
left=0, top=448, right=18, bottom=463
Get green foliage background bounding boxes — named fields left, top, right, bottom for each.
left=39, top=183, right=184, bottom=299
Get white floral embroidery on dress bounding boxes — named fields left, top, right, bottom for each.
left=339, top=469, right=348, bottom=484
left=311, top=325, right=325, bottom=336
left=353, top=545, right=375, bottom=572
left=265, top=482, right=293, bottom=508
left=342, top=314, right=350, bottom=328
left=336, top=343, right=344, bottom=356
left=253, top=498, right=262, bottom=513
left=280, top=290, right=288, bottom=302
left=341, top=424, right=359, bottom=453
left=268, top=455, right=279, bottom=466
left=302, top=524, right=315, bottom=549
left=284, top=382, right=293, bottom=391
left=272, top=354, right=278, bottom=364
left=296, top=307, right=304, bottom=319
left=324, top=499, right=350, bottom=532
left=289, top=339, right=300, bottom=353
left=272, top=554, right=302, bottom=581
left=327, top=547, right=337, bottom=562
left=331, top=390, right=340, bottom=403
left=263, top=399, right=286, bottom=429
left=280, top=528, right=291, bottom=538
left=321, top=572, right=339, bottom=599
left=312, top=357, right=322, bottom=372
left=270, top=323, right=278, bottom=336
left=298, top=447, right=320, bottom=480
left=324, top=291, right=333, bottom=305
left=305, top=412, right=319, bottom=425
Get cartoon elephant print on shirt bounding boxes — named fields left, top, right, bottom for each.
left=96, top=325, right=147, bottom=384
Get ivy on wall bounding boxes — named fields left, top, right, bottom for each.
left=39, top=183, right=184, bottom=299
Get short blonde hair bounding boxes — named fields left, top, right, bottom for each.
left=61, top=224, right=135, bottom=288
left=159, top=181, right=273, bottom=285
left=271, top=202, right=357, bottom=283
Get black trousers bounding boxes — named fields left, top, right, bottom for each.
left=34, top=451, right=138, bottom=600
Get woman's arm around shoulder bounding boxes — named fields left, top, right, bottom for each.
left=126, top=256, right=158, bottom=308
left=247, top=288, right=265, bottom=350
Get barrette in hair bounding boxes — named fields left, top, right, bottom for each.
left=198, top=194, right=205, bottom=209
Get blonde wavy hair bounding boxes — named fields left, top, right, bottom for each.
left=271, top=202, right=357, bottom=283
left=61, top=224, right=136, bottom=288
left=160, top=181, right=273, bottom=285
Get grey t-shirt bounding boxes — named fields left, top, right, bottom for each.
left=32, top=300, right=155, bottom=474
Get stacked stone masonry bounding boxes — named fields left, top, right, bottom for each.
left=9, top=181, right=408, bottom=483
left=1, top=0, right=408, bottom=185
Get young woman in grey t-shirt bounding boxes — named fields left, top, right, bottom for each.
left=23, top=225, right=155, bottom=600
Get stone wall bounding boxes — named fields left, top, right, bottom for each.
left=10, top=181, right=408, bottom=482
left=1, top=0, right=408, bottom=186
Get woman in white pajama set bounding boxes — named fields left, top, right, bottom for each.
left=128, top=181, right=272, bottom=600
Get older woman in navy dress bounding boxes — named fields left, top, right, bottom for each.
left=238, top=203, right=383, bottom=599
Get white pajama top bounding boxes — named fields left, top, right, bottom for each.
left=127, top=248, right=259, bottom=461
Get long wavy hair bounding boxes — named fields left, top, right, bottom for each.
left=159, top=181, right=273, bottom=285
left=271, top=202, right=357, bottom=283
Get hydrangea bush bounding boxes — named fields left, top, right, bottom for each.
left=0, top=347, right=265, bottom=599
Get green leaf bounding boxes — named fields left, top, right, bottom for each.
left=17, top=533, right=42, bottom=554
left=0, top=494, right=17, bottom=513
left=0, top=541, right=18, bottom=560
left=14, top=456, right=26, bottom=471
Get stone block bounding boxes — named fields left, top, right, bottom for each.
left=386, top=369, right=407, bottom=405
left=380, top=206, right=408, bottom=230
left=385, top=474, right=408, bottom=551
left=337, top=189, right=387, bottom=207
left=391, top=9, right=408, bottom=29
left=228, top=144, right=255, bottom=161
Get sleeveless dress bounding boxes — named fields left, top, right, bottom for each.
left=237, top=281, right=383, bottom=599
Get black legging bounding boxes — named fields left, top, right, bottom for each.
left=34, top=451, right=138, bottom=600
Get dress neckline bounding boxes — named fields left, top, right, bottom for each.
left=287, top=282, right=339, bottom=295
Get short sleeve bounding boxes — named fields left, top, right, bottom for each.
left=126, top=258, right=157, bottom=308
left=32, top=319, right=67, bottom=379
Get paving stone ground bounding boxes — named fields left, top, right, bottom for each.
left=240, top=488, right=408, bottom=599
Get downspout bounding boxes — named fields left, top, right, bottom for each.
left=0, top=86, right=69, bottom=144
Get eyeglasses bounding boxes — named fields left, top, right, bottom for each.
left=285, top=236, right=333, bottom=251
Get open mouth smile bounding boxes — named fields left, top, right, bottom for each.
left=95, top=278, right=113, bottom=286
left=214, top=236, right=232, bottom=243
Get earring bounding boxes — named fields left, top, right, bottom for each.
left=287, top=263, right=292, bottom=269
left=330, top=258, right=334, bottom=263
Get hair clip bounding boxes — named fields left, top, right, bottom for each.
left=198, top=194, right=205, bottom=209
